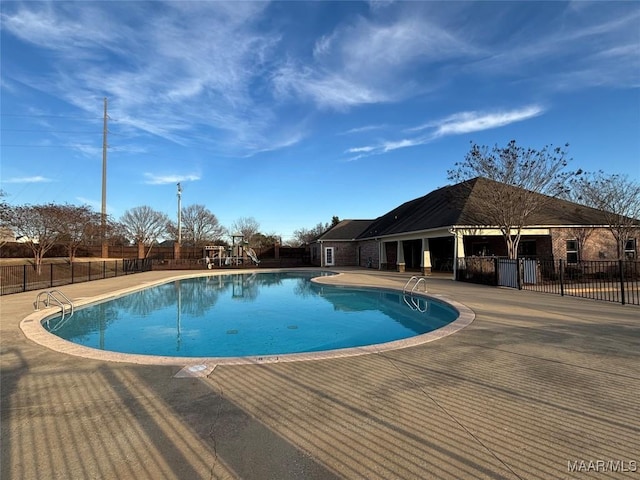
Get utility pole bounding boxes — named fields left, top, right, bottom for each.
left=101, top=97, right=108, bottom=258
left=177, top=182, right=182, bottom=245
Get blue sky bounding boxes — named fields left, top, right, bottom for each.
left=1, top=1, right=639, bottom=242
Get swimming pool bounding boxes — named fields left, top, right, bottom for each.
left=41, top=271, right=461, bottom=359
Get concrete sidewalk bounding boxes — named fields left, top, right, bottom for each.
left=1, top=268, right=638, bottom=479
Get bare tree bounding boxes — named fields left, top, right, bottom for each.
left=570, top=172, right=640, bottom=259
left=293, top=223, right=329, bottom=245
left=230, top=217, right=260, bottom=246
left=251, top=232, right=279, bottom=249
left=292, top=216, right=340, bottom=246
left=448, top=140, right=576, bottom=259
left=105, top=219, right=130, bottom=247
left=167, top=204, right=226, bottom=246
left=8, top=204, right=61, bottom=274
left=120, top=206, right=169, bottom=258
left=55, top=204, right=102, bottom=262
left=0, top=190, right=12, bottom=248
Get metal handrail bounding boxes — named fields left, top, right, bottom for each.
left=34, top=290, right=74, bottom=324
left=403, top=276, right=427, bottom=294
left=403, top=276, right=418, bottom=293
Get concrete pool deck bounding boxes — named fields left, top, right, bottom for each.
left=1, top=268, right=638, bottom=479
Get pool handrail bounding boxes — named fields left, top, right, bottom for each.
left=34, top=289, right=74, bottom=326
left=403, top=276, right=427, bottom=294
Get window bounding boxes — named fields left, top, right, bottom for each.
left=471, top=242, right=490, bottom=256
left=566, top=240, right=579, bottom=264
left=518, top=240, right=537, bottom=258
left=624, top=239, right=637, bottom=259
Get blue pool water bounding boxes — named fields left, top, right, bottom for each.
left=43, top=271, right=459, bottom=357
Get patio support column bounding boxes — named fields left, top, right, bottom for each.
left=456, top=232, right=466, bottom=258
left=397, top=240, right=405, bottom=273
left=450, top=228, right=466, bottom=280
left=379, top=240, right=387, bottom=270
left=421, top=238, right=432, bottom=275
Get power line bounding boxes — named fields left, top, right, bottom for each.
left=0, top=143, right=101, bottom=148
left=0, top=112, right=102, bottom=120
left=1, top=128, right=101, bottom=134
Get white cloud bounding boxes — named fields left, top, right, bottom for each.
left=274, top=13, right=476, bottom=111
left=429, top=105, right=545, bottom=138
left=346, top=146, right=376, bottom=154
left=1, top=2, right=290, bottom=157
left=2, top=176, right=53, bottom=184
left=143, top=173, right=201, bottom=185
left=341, top=124, right=388, bottom=135
left=346, top=105, right=546, bottom=160
left=272, top=65, right=390, bottom=110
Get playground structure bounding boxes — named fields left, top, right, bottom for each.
left=203, top=234, right=260, bottom=269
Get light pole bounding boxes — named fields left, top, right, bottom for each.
left=101, top=97, right=108, bottom=258
left=177, top=182, right=182, bottom=245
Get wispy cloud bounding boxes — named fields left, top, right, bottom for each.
left=0, top=2, right=296, bottom=157
left=276, top=13, right=476, bottom=111
left=346, top=146, right=376, bottom=154
left=347, top=105, right=546, bottom=160
left=341, top=124, right=388, bottom=135
left=2, top=176, right=53, bottom=184
left=411, top=105, right=545, bottom=138
left=466, top=4, right=640, bottom=91
left=143, top=173, right=201, bottom=185
left=1, top=1, right=636, bottom=161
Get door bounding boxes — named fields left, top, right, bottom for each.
left=325, top=247, right=335, bottom=266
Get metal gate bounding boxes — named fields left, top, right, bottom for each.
left=498, top=258, right=537, bottom=288
left=498, top=259, right=518, bottom=288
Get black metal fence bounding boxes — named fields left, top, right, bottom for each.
left=456, top=257, right=640, bottom=306
left=0, top=259, right=152, bottom=295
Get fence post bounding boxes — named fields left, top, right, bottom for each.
left=494, top=258, right=498, bottom=286
left=517, top=258, right=523, bottom=290
left=72, top=262, right=75, bottom=284
left=103, top=261, right=106, bottom=279
left=50, top=264, right=53, bottom=288
left=23, top=264, right=27, bottom=292
left=559, top=260, right=564, bottom=297
left=619, top=260, right=626, bottom=305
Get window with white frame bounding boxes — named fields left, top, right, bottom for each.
left=566, top=240, right=579, bottom=264
left=624, top=239, right=637, bottom=259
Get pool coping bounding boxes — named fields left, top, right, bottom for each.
left=19, top=270, right=475, bottom=372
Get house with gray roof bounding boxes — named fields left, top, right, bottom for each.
left=311, top=177, right=638, bottom=273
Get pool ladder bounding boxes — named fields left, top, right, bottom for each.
left=403, top=276, right=429, bottom=312
left=403, top=276, right=427, bottom=294
left=34, top=290, right=74, bottom=327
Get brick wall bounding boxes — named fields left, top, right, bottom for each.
left=550, top=227, right=619, bottom=260
left=319, top=241, right=358, bottom=266
left=357, top=240, right=379, bottom=268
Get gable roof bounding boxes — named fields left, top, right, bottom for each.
left=316, top=219, right=374, bottom=241
left=357, top=177, right=614, bottom=239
